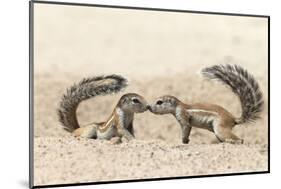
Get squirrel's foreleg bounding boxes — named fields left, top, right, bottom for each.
left=175, top=108, right=192, bottom=144
left=181, top=125, right=192, bottom=144
left=119, top=127, right=134, bottom=141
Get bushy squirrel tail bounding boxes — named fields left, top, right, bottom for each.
left=57, top=75, right=127, bottom=132
left=202, top=64, right=264, bottom=124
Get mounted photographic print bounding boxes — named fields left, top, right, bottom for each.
left=30, top=1, right=269, bottom=188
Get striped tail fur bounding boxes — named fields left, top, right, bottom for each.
left=57, top=75, right=127, bottom=132
left=201, top=64, right=264, bottom=124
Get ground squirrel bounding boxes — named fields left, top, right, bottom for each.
left=57, top=75, right=149, bottom=142
left=149, top=64, right=264, bottom=144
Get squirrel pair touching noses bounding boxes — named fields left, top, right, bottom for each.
left=57, top=64, right=264, bottom=144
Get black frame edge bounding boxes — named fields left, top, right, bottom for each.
left=32, top=0, right=270, bottom=18
left=29, top=1, right=34, bottom=188
left=267, top=16, right=270, bottom=173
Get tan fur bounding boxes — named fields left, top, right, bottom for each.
left=98, top=112, right=116, bottom=133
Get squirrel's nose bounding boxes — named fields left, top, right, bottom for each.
left=146, top=105, right=152, bottom=111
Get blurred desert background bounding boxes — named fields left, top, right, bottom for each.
left=33, top=3, right=268, bottom=186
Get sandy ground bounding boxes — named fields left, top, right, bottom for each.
left=33, top=4, right=268, bottom=186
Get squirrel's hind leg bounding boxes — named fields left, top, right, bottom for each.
left=73, top=125, right=97, bottom=139
left=213, top=122, right=243, bottom=144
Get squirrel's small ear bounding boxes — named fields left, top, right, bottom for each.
left=122, top=97, right=128, bottom=103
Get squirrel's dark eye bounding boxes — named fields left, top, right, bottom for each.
left=132, top=98, right=140, bottom=104
left=156, top=100, right=163, bottom=105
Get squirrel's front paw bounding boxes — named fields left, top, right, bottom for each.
left=110, top=137, right=122, bottom=145
left=121, top=137, right=135, bottom=143
left=182, top=138, right=190, bottom=144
